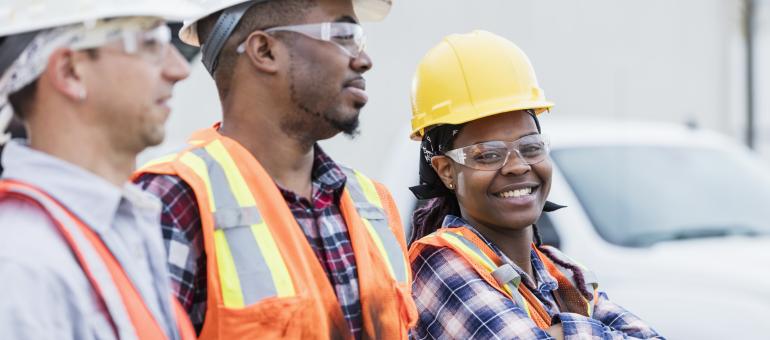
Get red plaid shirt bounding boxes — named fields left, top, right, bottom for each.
left=135, top=146, right=363, bottom=338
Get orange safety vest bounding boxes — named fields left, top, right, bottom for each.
left=0, top=179, right=196, bottom=340
left=135, top=127, right=418, bottom=340
left=409, top=227, right=598, bottom=330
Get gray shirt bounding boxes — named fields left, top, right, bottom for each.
left=0, top=141, right=181, bottom=340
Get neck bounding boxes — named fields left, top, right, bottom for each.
left=467, top=217, right=536, bottom=279
left=220, top=104, right=316, bottom=199
left=27, top=120, right=135, bottom=188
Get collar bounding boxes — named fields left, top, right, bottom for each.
left=0, top=140, right=159, bottom=232
left=311, top=144, right=346, bottom=193
left=441, top=214, right=560, bottom=292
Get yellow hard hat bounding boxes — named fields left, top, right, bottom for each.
left=410, top=30, right=554, bottom=140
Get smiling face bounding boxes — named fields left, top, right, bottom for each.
left=433, top=110, right=552, bottom=233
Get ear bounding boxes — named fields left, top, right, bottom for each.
left=242, top=31, right=280, bottom=74
left=430, top=155, right=455, bottom=190
left=42, top=48, right=87, bottom=102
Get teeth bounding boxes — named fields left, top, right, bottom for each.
left=497, top=187, right=533, bottom=198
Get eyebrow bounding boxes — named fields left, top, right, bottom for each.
left=335, top=15, right=358, bottom=24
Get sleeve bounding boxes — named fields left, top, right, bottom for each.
left=134, top=173, right=208, bottom=332
left=555, top=292, right=666, bottom=340
left=411, top=245, right=557, bottom=340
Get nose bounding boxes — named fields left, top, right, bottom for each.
left=162, top=46, right=191, bottom=83
left=499, top=151, right=530, bottom=176
left=350, top=50, right=372, bottom=73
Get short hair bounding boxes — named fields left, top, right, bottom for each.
left=7, top=80, right=37, bottom=120
left=197, top=0, right=316, bottom=95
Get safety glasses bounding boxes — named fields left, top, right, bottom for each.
left=236, top=22, right=366, bottom=59
left=72, top=23, right=172, bottom=63
left=443, top=134, right=550, bottom=171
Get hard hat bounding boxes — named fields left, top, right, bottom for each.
left=178, top=0, right=392, bottom=75
left=410, top=30, right=554, bottom=140
left=0, top=0, right=202, bottom=38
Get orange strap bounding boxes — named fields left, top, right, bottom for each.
left=0, top=181, right=195, bottom=340
left=532, top=245, right=590, bottom=317
left=449, top=229, right=553, bottom=329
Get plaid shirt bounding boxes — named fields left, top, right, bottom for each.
left=411, top=215, right=665, bottom=340
left=135, top=145, right=363, bottom=339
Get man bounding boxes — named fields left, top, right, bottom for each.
left=0, top=1, right=201, bottom=339
left=134, top=0, right=417, bottom=339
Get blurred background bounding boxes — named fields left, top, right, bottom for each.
left=5, top=0, right=770, bottom=337
left=153, top=0, right=770, bottom=337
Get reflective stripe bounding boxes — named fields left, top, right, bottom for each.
left=2, top=184, right=137, bottom=340
left=139, top=153, right=177, bottom=170
left=342, top=167, right=409, bottom=284
left=438, top=231, right=533, bottom=318
left=182, top=144, right=295, bottom=308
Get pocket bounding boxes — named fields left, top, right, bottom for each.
left=217, top=296, right=315, bottom=339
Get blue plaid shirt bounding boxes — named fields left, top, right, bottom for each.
left=411, top=215, right=665, bottom=340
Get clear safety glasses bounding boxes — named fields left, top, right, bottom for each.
left=443, top=134, right=550, bottom=171
left=72, top=24, right=173, bottom=63
left=236, top=22, right=366, bottom=59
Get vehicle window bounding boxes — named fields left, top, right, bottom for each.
left=552, top=146, right=770, bottom=247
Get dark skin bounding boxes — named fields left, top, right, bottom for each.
left=431, top=110, right=553, bottom=280
left=218, top=0, right=372, bottom=199
left=432, top=110, right=563, bottom=338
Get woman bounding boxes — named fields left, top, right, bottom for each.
left=408, top=30, right=664, bottom=339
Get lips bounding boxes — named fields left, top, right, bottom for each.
left=344, top=77, right=368, bottom=105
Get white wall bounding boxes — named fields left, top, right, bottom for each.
left=142, top=0, right=753, bottom=181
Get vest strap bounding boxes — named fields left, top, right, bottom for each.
left=341, top=167, right=409, bottom=285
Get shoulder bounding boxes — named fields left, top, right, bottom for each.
left=411, top=244, right=479, bottom=283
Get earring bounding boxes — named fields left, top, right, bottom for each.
left=78, top=89, right=87, bottom=102
left=448, top=183, right=455, bottom=190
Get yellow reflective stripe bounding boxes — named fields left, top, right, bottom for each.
left=361, top=218, right=396, bottom=279
left=214, top=229, right=245, bottom=308
left=353, top=170, right=382, bottom=208
left=179, top=153, right=216, bottom=211
left=250, top=222, right=295, bottom=297
left=438, top=232, right=534, bottom=318
left=439, top=233, right=496, bottom=272
left=204, top=140, right=257, bottom=206
left=139, top=154, right=177, bottom=171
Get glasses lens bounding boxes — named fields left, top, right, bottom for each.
left=451, top=135, right=549, bottom=170
left=329, top=23, right=365, bottom=57
left=136, top=25, right=171, bottom=62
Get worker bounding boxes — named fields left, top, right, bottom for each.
left=407, top=30, right=665, bottom=339
left=0, top=1, right=201, bottom=339
left=133, top=0, right=417, bottom=339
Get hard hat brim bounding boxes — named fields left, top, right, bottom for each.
left=410, top=100, right=555, bottom=140
left=0, top=1, right=202, bottom=37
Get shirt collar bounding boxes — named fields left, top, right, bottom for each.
left=1, top=140, right=159, bottom=232
left=311, top=144, right=346, bottom=193
left=441, top=214, right=559, bottom=292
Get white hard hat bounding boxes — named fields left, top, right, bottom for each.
left=0, top=0, right=203, bottom=38
left=179, top=0, right=392, bottom=47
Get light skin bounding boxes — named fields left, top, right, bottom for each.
left=24, top=24, right=190, bottom=186
left=432, top=110, right=563, bottom=338
left=218, top=0, right=372, bottom=199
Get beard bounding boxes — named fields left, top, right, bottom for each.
left=280, top=49, right=362, bottom=142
